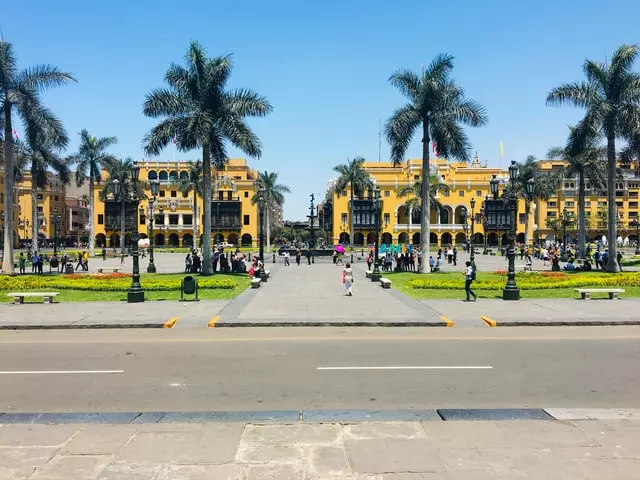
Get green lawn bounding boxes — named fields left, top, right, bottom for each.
left=380, top=270, right=640, bottom=300
left=0, top=272, right=249, bottom=303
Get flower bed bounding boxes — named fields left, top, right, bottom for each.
left=408, top=272, right=640, bottom=290
left=0, top=274, right=239, bottom=292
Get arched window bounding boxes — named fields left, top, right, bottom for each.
left=148, top=170, right=158, bottom=180
left=159, top=171, right=168, bottom=181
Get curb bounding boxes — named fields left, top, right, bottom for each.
left=480, top=316, right=496, bottom=327
left=480, top=318, right=640, bottom=327
left=0, top=324, right=165, bottom=330
left=214, top=321, right=449, bottom=327
left=163, top=317, right=179, bottom=328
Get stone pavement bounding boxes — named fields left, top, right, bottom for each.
left=1, top=416, right=640, bottom=479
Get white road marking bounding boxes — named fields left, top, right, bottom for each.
left=317, top=366, right=493, bottom=371
left=0, top=370, right=124, bottom=375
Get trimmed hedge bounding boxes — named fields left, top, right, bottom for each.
left=408, top=272, right=640, bottom=290
left=0, top=274, right=239, bottom=292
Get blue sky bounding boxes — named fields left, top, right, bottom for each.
left=8, top=0, right=640, bottom=219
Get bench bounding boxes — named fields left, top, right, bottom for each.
left=251, top=278, right=261, bottom=289
left=96, top=268, right=120, bottom=274
left=515, top=264, right=533, bottom=272
left=365, top=270, right=372, bottom=278
left=575, top=288, right=625, bottom=300
left=380, top=278, right=392, bottom=289
left=7, top=292, right=60, bottom=304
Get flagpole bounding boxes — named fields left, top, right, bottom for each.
left=378, top=118, right=381, bottom=163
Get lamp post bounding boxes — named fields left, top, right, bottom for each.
left=127, top=164, right=144, bottom=303
left=258, top=186, right=267, bottom=281
left=50, top=208, right=61, bottom=256
left=561, top=207, right=570, bottom=250
left=632, top=219, right=640, bottom=255
left=460, top=205, right=468, bottom=248
left=370, top=187, right=382, bottom=282
left=147, top=180, right=159, bottom=273
left=503, top=160, right=520, bottom=301
left=470, top=197, right=476, bottom=265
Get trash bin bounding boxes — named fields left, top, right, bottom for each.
left=181, top=275, right=199, bottom=301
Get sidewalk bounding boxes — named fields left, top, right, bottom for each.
left=1, top=413, right=639, bottom=479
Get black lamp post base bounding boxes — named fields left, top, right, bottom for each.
left=502, top=288, right=520, bottom=301
left=127, top=289, right=145, bottom=303
left=147, top=264, right=156, bottom=274
left=370, top=272, right=381, bottom=282
left=260, top=272, right=268, bottom=283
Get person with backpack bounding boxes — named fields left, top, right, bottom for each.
left=463, top=260, right=477, bottom=302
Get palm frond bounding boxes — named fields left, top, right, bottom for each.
left=385, top=104, right=420, bottom=164
left=546, top=82, right=595, bottom=108
left=15, top=64, right=76, bottom=92
left=389, top=70, right=421, bottom=102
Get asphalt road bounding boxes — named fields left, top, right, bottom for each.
left=0, top=327, right=639, bottom=413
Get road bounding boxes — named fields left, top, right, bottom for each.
left=0, top=327, right=639, bottom=413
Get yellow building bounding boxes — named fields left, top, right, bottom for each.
left=93, top=158, right=261, bottom=249
left=15, top=172, right=67, bottom=245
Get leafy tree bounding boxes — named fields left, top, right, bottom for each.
left=0, top=41, right=75, bottom=272
left=69, top=130, right=118, bottom=255
left=332, top=157, right=373, bottom=248
left=143, top=41, right=272, bottom=274
left=171, top=161, right=203, bottom=247
left=386, top=54, right=487, bottom=272
left=398, top=175, right=449, bottom=223
left=251, top=171, right=290, bottom=250
left=100, top=158, right=146, bottom=253
left=546, top=44, right=640, bottom=271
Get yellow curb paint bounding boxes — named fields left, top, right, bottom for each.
left=481, top=316, right=497, bottom=327
left=164, top=317, right=179, bottom=328
left=208, top=316, right=220, bottom=328
left=440, top=315, right=454, bottom=327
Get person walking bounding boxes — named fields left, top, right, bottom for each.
left=102, top=247, right=107, bottom=261
left=284, top=250, right=290, bottom=266
left=185, top=253, right=192, bottom=273
left=120, top=250, right=125, bottom=265
left=18, top=253, right=26, bottom=275
left=75, top=252, right=83, bottom=271
left=295, top=249, right=301, bottom=266
left=452, top=246, right=458, bottom=266
left=463, top=260, right=477, bottom=302
left=83, top=250, right=89, bottom=271
left=342, top=262, right=354, bottom=296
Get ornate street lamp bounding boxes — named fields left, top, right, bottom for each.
left=470, top=197, right=476, bottom=265
left=503, top=160, right=520, bottom=301
left=258, top=186, right=267, bottom=282
left=50, top=208, right=61, bottom=256
left=631, top=218, right=640, bottom=255
left=127, top=164, right=144, bottom=303
left=490, top=175, right=499, bottom=200
left=370, top=187, right=382, bottom=282
left=147, top=179, right=160, bottom=273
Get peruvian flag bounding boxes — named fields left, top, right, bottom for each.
left=432, top=141, right=439, bottom=156
left=12, top=129, right=19, bottom=140
left=173, top=136, right=177, bottom=145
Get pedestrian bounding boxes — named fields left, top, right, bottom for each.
left=284, top=250, right=290, bottom=266
left=102, top=246, right=106, bottom=261
left=83, top=250, right=89, bottom=271
left=120, top=250, right=125, bottom=265
left=463, top=260, right=477, bottom=302
left=452, top=246, right=457, bottom=266
left=185, top=253, right=192, bottom=273
left=447, top=246, right=453, bottom=264
left=342, top=262, right=354, bottom=296
left=366, top=252, right=373, bottom=271
left=18, top=253, right=26, bottom=275
left=76, top=252, right=83, bottom=271
left=520, top=246, right=525, bottom=260
left=617, top=251, right=623, bottom=272
left=429, top=255, right=435, bottom=272
left=295, top=249, right=301, bottom=266
left=307, top=250, right=312, bottom=265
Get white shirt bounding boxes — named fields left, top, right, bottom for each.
left=465, top=265, right=473, bottom=279
left=284, top=252, right=290, bottom=258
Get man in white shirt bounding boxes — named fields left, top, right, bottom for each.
left=464, top=261, right=477, bottom=302
left=284, top=251, right=290, bottom=266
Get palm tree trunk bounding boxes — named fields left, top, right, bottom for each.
left=577, top=171, right=586, bottom=259
left=2, top=105, right=15, bottom=273
left=88, top=178, right=95, bottom=256
left=192, top=189, right=198, bottom=249
left=605, top=133, right=618, bottom=272
left=419, top=120, right=430, bottom=273
left=524, top=199, right=530, bottom=247
left=266, top=205, right=271, bottom=250
left=120, top=196, right=125, bottom=255
left=32, top=184, right=39, bottom=251
left=349, top=186, right=354, bottom=250
left=201, top=146, right=212, bottom=275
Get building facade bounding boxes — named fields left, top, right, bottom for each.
left=320, top=155, right=640, bottom=248
left=92, top=158, right=262, bottom=249
left=0, top=167, right=21, bottom=248
left=16, top=172, right=67, bottom=246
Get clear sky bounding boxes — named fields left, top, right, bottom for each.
left=8, top=0, right=640, bottom=219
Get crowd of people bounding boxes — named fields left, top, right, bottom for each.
left=15, top=250, right=89, bottom=275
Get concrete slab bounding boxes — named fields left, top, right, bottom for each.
left=546, top=408, right=640, bottom=421
left=438, top=409, right=553, bottom=421
left=346, top=438, right=446, bottom=473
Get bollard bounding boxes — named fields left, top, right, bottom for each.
left=351, top=254, right=354, bottom=263
left=273, top=253, right=276, bottom=263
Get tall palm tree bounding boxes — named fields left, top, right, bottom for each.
left=143, top=41, right=272, bottom=275
left=101, top=158, right=146, bottom=254
left=386, top=54, right=487, bottom=272
left=332, top=157, right=373, bottom=248
left=548, top=128, right=607, bottom=258
left=69, top=130, right=117, bottom=256
left=0, top=41, right=75, bottom=273
left=546, top=44, right=640, bottom=272
left=171, top=161, right=203, bottom=247
left=251, top=171, right=290, bottom=249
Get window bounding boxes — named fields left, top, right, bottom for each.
left=341, top=213, right=348, bottom=224
left=159, top=190, right=166, bottom=198
left=475, top=213, right=481, bottom=224
left=139, top=214, right=145, bottom=225
left=384, top=213, right=390, bottom=225
left=54, top=195, right=59, bottom=201
left=218, top=191, right=224, bottom=200
left=476, top=190, right=482, bottom=197
left=616, top=201, right=623, bottom=207
left=37, top=206, right=43, bottom=213
left=443, top=190, right=450, bottom=197
left=98, top=214, right=104, bottom=225
left=183, top=214, right=193, bottom=225
left=227, top=191, right=233, bottom=200
left=37, top=194, right=43, bottom=200
left=598, top=201, right=607, bottom=207
left=342, top=190, right=347, bottom=197
left=629, top=182, right=639, bottom=189
left=585, top=201, right=591, bottom=207
left=565, top=201, right=574, bottom=208
left=244, top=191, right=249, bottom=198
left=384, top=190, right=390, bottom=197
left=458, top=190, right=464, bottom=197
left=630, top=202, right=638, bottom=208
left=243, top=214, right=250, bottom=225
left=169, top=214, right=179, bottom=225
left=519, top=213, right=526, bottom=224
left=547, top=211, right=557, bottom=218
left=155, top=214, right=164, bottom=225
left=547, top=201, right=557, bottom=208
left=170, top=190, right=177, bottom=198
left=564, top=191, right=574, bottom=197
left=182, top=191, right=188, bottom=198
left=414, top=175, right=419, bottom=181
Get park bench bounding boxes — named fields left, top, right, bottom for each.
left=365, top=270, right=372, bottom=278
left=380, top=278, right=392, bottom=289
left=515, top=263, right=533, bottom=272
left=575, top=288, right=625, bottom=300
left=251, top=278, right=261, bottom=289
left=96, top=268, right=120, bottom=274
left=7, top=292, right=60, bottom=304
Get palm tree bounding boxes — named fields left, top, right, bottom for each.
left=0, top=41, right=75, bottom=273
left=548, top=129, right=607, bottom=258
left=101, top=158, right=146, bottom=254
left=386, top=54, right=487, bottom=272
left=251, top=171, right=290, bottom=249
left=143, top=41, right=272, bottom=275
left=69, top=130, right=117, bottom=256
left=546, top=44, right=640, bottom=271
left=398, top=175, right=449, bottom=222
left=332, top=157, right=373, bottom=248
left=171, top=161, right=203, bottom=247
